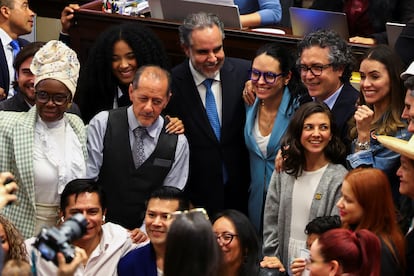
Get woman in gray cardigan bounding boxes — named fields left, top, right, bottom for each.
left=261, top=102, right=348, bottom=274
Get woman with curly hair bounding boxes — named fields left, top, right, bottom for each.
left=0, top=215, right=27, bottom=262
left=262, top=101, right=347, bottom=274
left=74, top=23, right=170, bottom=123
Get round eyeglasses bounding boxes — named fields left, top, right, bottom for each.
left=249, top=69, right=285, bottom=84
left=35, top=91, right=70, bottom=106
left=215, top=232, right=238, bottom=246
left=298, top=64, right=332, bottom=77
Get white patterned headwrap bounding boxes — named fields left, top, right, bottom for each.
left=30, top=40, right=80, bottom=97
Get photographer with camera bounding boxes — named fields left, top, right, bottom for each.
left=26, top=179, right=143, bottom=275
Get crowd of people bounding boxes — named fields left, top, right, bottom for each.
left=1, top=0, right=414, bottom=275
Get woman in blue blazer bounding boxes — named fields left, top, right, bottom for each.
left=243, top=44, right=307, bottom=235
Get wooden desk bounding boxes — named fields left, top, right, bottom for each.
left=32, top=0, right=91, bottom=18
left=70, top=1, right=370, bottom=67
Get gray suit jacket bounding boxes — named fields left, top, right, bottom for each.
left=262, top=163, right=347, bottom=267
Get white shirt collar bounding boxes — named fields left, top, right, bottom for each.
left=0, top=27, right=13, bottom=47
left=188, top=59, right=220, bottom=86
left=127, top=105, right=163, bottom=139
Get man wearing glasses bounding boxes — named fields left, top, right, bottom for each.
left=117, top=186, right=189, bottom=276
left=297, top=29, right=359, bottom=148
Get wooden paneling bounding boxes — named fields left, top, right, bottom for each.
left=69, top=1, right=370, bottom=66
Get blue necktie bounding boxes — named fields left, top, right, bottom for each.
left=203, top=79, right=228, bottom=184
left=203, top=79, right=221, bottom=140
left=9, top=40, right=20, bottom=59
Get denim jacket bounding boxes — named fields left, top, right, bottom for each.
left=347, top=127, right=412, bottom=204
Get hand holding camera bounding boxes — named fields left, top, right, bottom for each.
left=33, top=213, right=87, bottom=266
left=57, top=246, right=87, bottom=276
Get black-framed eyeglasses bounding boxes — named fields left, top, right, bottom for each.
left=298, top=64, right=332, bottom=76
left=215, top=232, right=238, bottom=246
left=249, top=69, right=285, bottom=84
left=35, top=91, right=70, bottom=106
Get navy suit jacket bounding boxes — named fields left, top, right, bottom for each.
left=166, top=57, right=251, bottom=215
left=331, top=82, right=359, bottom=148
left=0, top=37, right=28, bottom=96
left=117, top=243, right=157, bottom=276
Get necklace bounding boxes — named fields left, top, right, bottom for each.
left=259, top=101, right=277, bottom=134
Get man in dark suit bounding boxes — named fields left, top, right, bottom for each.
left=166, top=12, right=250, bottom=216
left=0, top=41, right=81, bottom=116
left=296, top=29, right=359, bottom=149
left=0, top=0, right=35, bottom=99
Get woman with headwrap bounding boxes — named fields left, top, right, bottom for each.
left=0, top=40, right=87, bottom=239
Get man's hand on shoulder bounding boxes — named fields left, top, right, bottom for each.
left=128, top=228, right=149, bottom=244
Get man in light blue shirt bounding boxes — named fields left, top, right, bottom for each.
left=86, top=65, right=189, bottom=230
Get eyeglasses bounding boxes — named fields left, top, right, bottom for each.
left=170, top=208, right=209, bottom=220
left=215, top=232, right=238, bottom=246
left=298, top=64, right=332, bottom=76
left=35, top=91, right=70, bottom=106
left=249, top=69, right=285, bottom=84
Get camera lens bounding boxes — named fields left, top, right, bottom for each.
left=33, top=213, right=87, bottom=266
left=59, top=213, right=88, bottom=242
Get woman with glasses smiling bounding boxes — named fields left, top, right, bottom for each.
left=243, top=43, right=308, bottom=235
left=0, top=40, right=87, bottom=239
left=212, top=209, right=260, bottom=276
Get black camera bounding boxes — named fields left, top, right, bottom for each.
left=33, top=213, right=87, bottom=266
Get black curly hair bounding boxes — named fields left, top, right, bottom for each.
left=297, top=29, right=355, bottom=84
left=74, top=23, right=170, bottom=123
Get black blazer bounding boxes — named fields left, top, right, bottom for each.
left=331, top=82, right=359, bottom=148
left=0, top=37, right=28, bottom=97
left=166, top=57, right=251, bottom=216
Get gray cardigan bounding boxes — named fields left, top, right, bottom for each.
left=262, top=163, right=348, bottom=267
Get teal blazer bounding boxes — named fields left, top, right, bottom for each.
left=244, top=86, right=298, bottom=234
left=0, top=107, right=87, bottom=238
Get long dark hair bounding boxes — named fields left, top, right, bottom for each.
left=254, top=43, right=308, bottom=107
left=349, top=44, right=405, bottom=138
left=164, top=211, right=221, bottom=276
left=281, top=102, right=345, bottom=177
left=212, top=209, right=259, bottom=276
left=74, top=23, right=170, bottom=123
